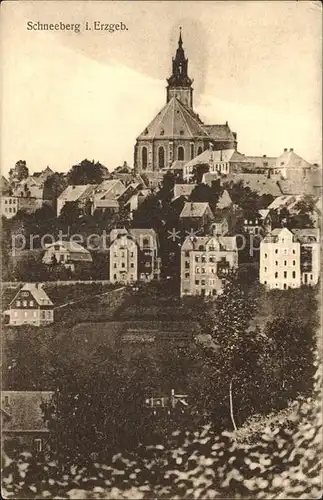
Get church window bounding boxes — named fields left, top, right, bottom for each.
left=197, top=146, right=203, bottom=156
left=142, top=147, right=148, bottom=169
left=160, top=129, right=164, bottom=136
left=177, top=146, right=184, bottom=161
left=158, top=146, right=165, bottom=168
left=180, top=130, right=184, bottom=136
left=190, top=143, right=194, bottom=159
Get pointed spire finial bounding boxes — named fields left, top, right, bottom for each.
left=178, top=27, right=183, bottom=47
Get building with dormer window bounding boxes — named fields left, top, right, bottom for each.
left=8, top=283, right=54, bottom=326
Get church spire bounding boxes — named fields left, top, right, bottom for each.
left=166, top=28, right=194, bottom=108
left=178, top=27, right=183, bottom=48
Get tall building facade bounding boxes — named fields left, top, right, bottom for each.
left=109, top=228, right=160, bottom=284
left=180, top=232, right=238, bottom=297
left=134, top=30, right=237, bottom=173
left=259, top=227, right=320, bottom=289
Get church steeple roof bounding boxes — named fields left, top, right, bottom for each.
left=167, top=28, right=193, bottom=88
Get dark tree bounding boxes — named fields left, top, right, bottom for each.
left=67, top=159, right=109, bottom=185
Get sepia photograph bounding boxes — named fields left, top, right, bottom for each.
left=1, top=0, right=322, bottom=498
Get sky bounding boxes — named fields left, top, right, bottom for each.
left=1, top=0, right=322, bottom=176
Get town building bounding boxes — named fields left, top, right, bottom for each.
left=109, top=228, right=160, bottom=284
left=243, top=210, right=272, bottom=235
left=180, top=230, right=238, bottom=297
left=42, top=240, right=93, bottom=271
left=91, top=179, right=126, bottom=214
left=8, top=283, right=54, bottom=326
left=183, top=148, right=253, bottom=181
left=259, top=227, right=320, bottom=289
left=134, top=30, right=237, bottom=173
left=179, top=202, right=214, bottom=232
left=2, top=391, right=54, bottom=454
left=57, top=184, right=97, bottom=217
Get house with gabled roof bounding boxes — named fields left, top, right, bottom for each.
left=8, top=283, right=54, bottom=326
left=42, top=240, right=92, bottom=272
left=179, top=202, right=214, bottom=231
left=2, top=391, right=54, bottom=454
left=57, top=184, right=98, bottom=216
left=183, top=148, right=253, bottom=181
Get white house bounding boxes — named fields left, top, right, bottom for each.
left=8, top=283, right=54, bottom=326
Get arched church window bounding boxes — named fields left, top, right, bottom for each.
left=158, top=146, right=165, bottom=169
left=142, top=147, right=148, bottom=169
left=160, top=129, right=164, bottom=136
left=177, top=146, right=184, bottom=161
left=190, top=144, right=194, bottom=159
left=197, top=146, right=203, bottom=156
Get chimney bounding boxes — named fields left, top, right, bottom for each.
left=225, top=121, right=228, bottom=126
left=290, top=148, right=294, bottom=152
left=263, top=154, right=267, bottom=158
left=284, top=148, right=288, bottom=152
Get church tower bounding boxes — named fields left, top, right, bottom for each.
left=166, top=28, right=194, bottom=108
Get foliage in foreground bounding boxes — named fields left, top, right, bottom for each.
left=2, top=360, right=322, bottom=499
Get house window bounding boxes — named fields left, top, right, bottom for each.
left=195, top=280, right=199, bottom=285
left=47, top=310, right=52, bottom=319
left=284, top=261, right=287, bottom=266
left=196, top=267, right=200, bottom=274
left=284, top=271, right=287, bottom=278
left=293, top=260, right=296, bottom=265
left=275, top=261, right=278, bottom=266
left=14, top=311, right=18, bottom=317
left=283, top=283, right=287, bottom=290
left=16, top=300, right=21, bottom=307
left=185, top=261, right=190, bottom=269
left=275, top=272, right=278, bottom=278
left=292, top=271, right=296, bottom=279
left=293, top=249, right=296, bottom=254
left=264, top=253, right=267, bottom=259
left=201, top=280, right=206, bottom=286
left=185, top=251, right=189, bottom=257
left=201, top=268, right=206, bottom=274
left=185, top=272, right=189, bottom=278
left=264, top=267, right=267, bottom=272
left=121, top=263, right=125, bottom=268
left=24, top=311, right=28, bottom=318
left=4, top=395, right=9, bottom=405
left=195, top=256, right=199, bottom=263
left=29, top=300, right=34, bottom=307
left=113, top=274, right=117, bottom=280
left=130, top=252, right=134, bottom=257
left=23, top=300, right=27, bottom=307
left=41, top=311, right=46, bottom=319
left=264, top=281, right=267, bottom=285
left=130, top=263, right=134, bottom=268
left=113, top=263, right=117, bottom=268
left=197, top=146, right=203, bottom=156
left=142, top=146, right=148, bottom=169
left=158, top=146, right=165, bottom=169
left=275, top=249, right=278, bottom=254
left=34, top=439, right=42, bottom=453
left=310, top=274, right=313, bottom=280
left=177, top=146, right=184, bottom=161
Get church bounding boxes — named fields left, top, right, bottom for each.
left=134, top=29, right=237, bottom=173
